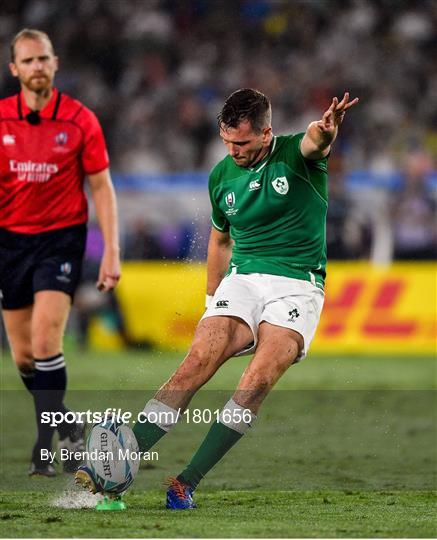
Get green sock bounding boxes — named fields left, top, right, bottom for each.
left=178, top=421, right=242, bottom=489
left=133, top=420, right=167, bottom=452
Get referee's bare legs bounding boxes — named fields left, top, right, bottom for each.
left=3, top=290, right=74, bottom=476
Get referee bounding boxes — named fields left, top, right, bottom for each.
left=0, top=29, right=121, bottom=476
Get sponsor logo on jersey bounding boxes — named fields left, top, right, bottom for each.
left=225, top=192, right=239, bottom=215
left=57, top=262, right=72, bottom=283
left=249, top=179, right=261, bottom=191
left=287, top=308, right=300, bottom=322
left=216, top=300, right=229, bottom=308
left=2, top=134, right=15, bottom=145
left=272, top=176, right=289, bottom=195
left=55, top=131, right=68, bottom=145
left=10, top=160, right=59, bottom=183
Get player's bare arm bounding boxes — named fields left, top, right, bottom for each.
left=87, top=169, right=121, bottom=292
left=300, top=92, right=359, bottom=160
left=206, top=227, right=233, bottom=298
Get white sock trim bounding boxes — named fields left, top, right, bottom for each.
left=219, top=398, right=257, bottom=435
left=140, top=398, right=181, bottom=432
left=34, top=355, right=65, bottom=371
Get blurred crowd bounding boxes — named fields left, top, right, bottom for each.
left=1, top=0, right=436, bottom=262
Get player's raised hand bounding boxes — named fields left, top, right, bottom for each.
left=317, top=92, right=359, bottom=135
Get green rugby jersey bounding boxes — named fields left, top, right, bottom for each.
left=209, top=133, right=328, bottom=289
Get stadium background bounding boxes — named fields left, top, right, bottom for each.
left=1, top=0, right=434, bottom=353
left=0, top=1, right=436, bottom=538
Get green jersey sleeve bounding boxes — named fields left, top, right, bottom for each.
left=209, top=167, right=230, bottom=232
left=284, top=133, right=329, bottom=202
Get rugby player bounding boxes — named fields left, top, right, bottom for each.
left=0, top=29, right=121, bottom=476
left=77, top=88, right=357, bottom=507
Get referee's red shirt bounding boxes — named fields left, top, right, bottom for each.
left=0, top=88, right=109, bottom=234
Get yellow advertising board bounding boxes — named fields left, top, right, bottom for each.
left=312, top=262, right=436, bottom=354
left=114, top=262, right=436, bottom=355
left=115, top=262, right=205, bottom=351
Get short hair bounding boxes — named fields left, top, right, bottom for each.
left=10, top=29, right=54, bottom=62
left=217, top=88, right=271, bottom=134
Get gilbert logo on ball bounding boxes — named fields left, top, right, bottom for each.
left=86, top=420, right=140, bottom=495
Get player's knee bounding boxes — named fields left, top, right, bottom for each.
left=32, top=334, right=61, bottom=358
left=12, top=352, right=34, bottom=372
left=172, top=348, right=211, bottom=388
left=186, top=343, right=215, bottom=370
left=286, top=339, right=301, bottom=365
left=259, top=334, right=301, bottom=366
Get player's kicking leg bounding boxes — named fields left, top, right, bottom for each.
left=76, top=315, right=253, bottom=493
left=166, top=322, right=303, bottom=508
left=133, top=315, right=252, bottom=448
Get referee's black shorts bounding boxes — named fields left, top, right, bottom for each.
left=0, top=224, right=87, bottom=310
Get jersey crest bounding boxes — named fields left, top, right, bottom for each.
left=272, top=176, right=289, bottom=195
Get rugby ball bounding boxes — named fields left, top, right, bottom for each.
left=86, top=420, right=140, bottom=494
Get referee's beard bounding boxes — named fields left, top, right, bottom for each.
left=21, top=75, right=52, bottom=96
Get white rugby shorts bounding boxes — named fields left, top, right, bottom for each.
left=202, top=273, right=324, bottom=360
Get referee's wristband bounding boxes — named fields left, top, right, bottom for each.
left=205, top=294, right=213, bottom=309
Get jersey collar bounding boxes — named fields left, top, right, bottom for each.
left=248, top=136, right=277, bottom=173
left=18, top=87, right=60, bottom=119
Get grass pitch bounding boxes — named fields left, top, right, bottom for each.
left=0, top=347, right=436, bottom=538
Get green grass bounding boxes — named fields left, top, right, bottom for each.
left=0, top=490, right=435, bottom=538
left=2, top=348, right=436, bottom=391
left=0, top=347, right=436, bottom=537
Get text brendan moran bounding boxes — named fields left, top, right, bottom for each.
left=39, top=448, right=159, bottom=464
